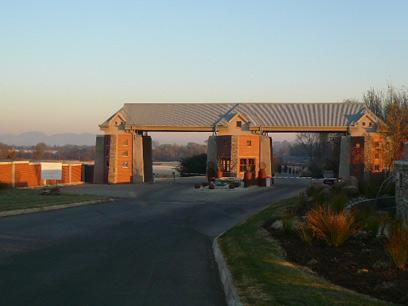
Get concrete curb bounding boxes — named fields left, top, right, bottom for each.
left=0, top=199, right=114, bottom=218
left=213, top=235, right=243, bottom=306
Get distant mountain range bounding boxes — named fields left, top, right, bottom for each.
left=0, top=132, right=97, bottom=146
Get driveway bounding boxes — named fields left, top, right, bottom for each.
left=0, top=178, right=306, bottom=306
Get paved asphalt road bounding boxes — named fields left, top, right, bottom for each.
left=0, top=178, right=305, bottom=306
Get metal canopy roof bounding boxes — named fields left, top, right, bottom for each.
left=101, top=102, right=368, bottom=132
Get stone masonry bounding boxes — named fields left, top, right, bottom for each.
left=395, top=161, right=408, bottom=223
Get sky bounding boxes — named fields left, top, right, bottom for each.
left=0, top=0, right=407, bottom=143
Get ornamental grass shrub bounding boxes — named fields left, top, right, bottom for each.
left=281, top=215, right=295, bottom=234
left=298, top=223, right=313, bottom=245
left=305, top=207, right=358, bottom=247
left=385, top=221, right=408, bottom=270
left=328, top=193, right=348, bottom=213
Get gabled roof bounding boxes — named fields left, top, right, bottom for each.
left=100, top=102, right=372, bottom=131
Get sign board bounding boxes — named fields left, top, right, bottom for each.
left=41, top=162, right=62, bottom=180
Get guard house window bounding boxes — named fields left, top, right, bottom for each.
left=220, top=159, right=231, bottom=172
left=236, top=121, right=242, bottom=128
left=123, top=139, right=129, bottom=146
left=121, top=161, right=129, bottom=168
left=122, top=151, right=129, bottom=157
left=374, top=164, right=380, bottom=171
left=362, top=122, right=366, bottom=126
left=240, top=158, right=255, bottom=172
left=246, top=140, right=252, bottom=146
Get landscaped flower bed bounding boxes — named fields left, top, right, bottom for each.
left=264, top=183, right=408, bottom=305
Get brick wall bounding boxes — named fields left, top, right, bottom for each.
left=237, top=135, right=260, bottom=177
left=0, top=163, right=12, bottom=185
left=396, top=161, right=408, bottom=223
left=115, top=134, right=133, bottom=183
left=14, top=163, right=41, bottom=187
left=0, top=161, right=84, bottom=187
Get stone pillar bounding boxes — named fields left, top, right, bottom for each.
left=107, top=134, right=118, bottom=184
left=395, top=161, right=408, bottom=224
left=207, top=136, right=218, bottom=176
left=132, top=134, right=144, bottom=183
left=231, top=135, right=239, bottom=176
left=339, top=136, right=351, bottom=179
left=142, top=136, right=153, bottom=183
left=404, top=142, right=408, bottom=160
left=93, top=135, right=106, bottom=184
left=260, top=135, right=273, bottom=177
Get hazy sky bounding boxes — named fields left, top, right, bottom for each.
left=1, top=0, right=407, bottom=141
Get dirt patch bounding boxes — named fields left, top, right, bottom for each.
left=264, top=221, right=408, bottom=305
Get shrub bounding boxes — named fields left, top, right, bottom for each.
left=0, top=183, right=10, bottom=192
left=177, top=154, right=207, bottom=176
left=359, top=173, right=395, bottom=198
left=363, top=215, right=382, bottom=236
left=352, top=206, right=389, bottom=236
left=328, top=193, right=348, bottom=213
left=306, top=184, right=330, bottom=206
left=282, top=215, right=295, bottom=234
left=384, top=221, right=408, bottom=270
left=305, top=207, right=358, bottom=247
left=298, top=223, right=313, bottom=245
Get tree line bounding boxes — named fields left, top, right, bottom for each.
left=0, top=141, right=207, bottom=162
left=0, top=143, right=95, bottom=161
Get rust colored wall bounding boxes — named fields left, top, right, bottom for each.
left=70, top=165, right=82, bottom=182
left=238, top=135, right=260, bottom=157
left=115, top=134, right=133, bottom=183
left=237, top=135, right=260, bottom=177
left=15, top=163, right=42, bottom=187
left=58, top=165, right=70, bottom=184
left=0, top=164, right=12, bottom=185
left=0, top=162, right=84, bottom=187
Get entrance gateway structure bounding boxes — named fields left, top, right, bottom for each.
left=94, top=103, right=387, bottom=184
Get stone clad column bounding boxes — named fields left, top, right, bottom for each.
left=339, top=136, right=351, bottom=179
left=142, top=136, right=153, bottom=183
left=107, top=135, right=118, bottom=184
left=395, top=161, right=408, bottom=224
left=94, top=135, right=106, bottom=184
left=132, top=134, right=144, bottom=183
left=259, top=135, right=273, bottom=177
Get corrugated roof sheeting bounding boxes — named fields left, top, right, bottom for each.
left=110, top=102, right=366, bottom=128
left=122, top=103, right=234, bottom=127
left=235, top=103, right=365, bottom=127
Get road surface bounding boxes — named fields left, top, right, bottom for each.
left=0, top=178, right=305, bottom=306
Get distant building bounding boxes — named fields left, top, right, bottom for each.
left=95, top=103, right=387, bottom=184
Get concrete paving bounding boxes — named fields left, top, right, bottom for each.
left=0, top=177, right=306, bottom=306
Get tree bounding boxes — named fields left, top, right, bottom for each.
left=177, top=154, right=207, bottom=176
left=0, top=143, right=10, bottom=159
left=33, top=142, right=47, bottom=160
left=363, top=86, right=408, bottom=168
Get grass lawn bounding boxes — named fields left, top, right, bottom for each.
left=0, top=188, right=106, bottom=212
left=218, top=197, right=390, bottom=306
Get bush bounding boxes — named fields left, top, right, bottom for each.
left=306, top=184, right=330, bottom=206
left=298, top=223, right=313, bottom=245
left=0, top=183, right=10, bottom=192
left=282, top=215, right=295, bottom=234
left=385, top=221, right=408, bottom=270
left=177, top=154, right=207, bottom=176
left=328, top=193, right=348, bottom=213
left=359, top=173, right=395, bottom=198
left=305, top=207, right=358, bottom=247
left=352, top=206, right=390, bottom=236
